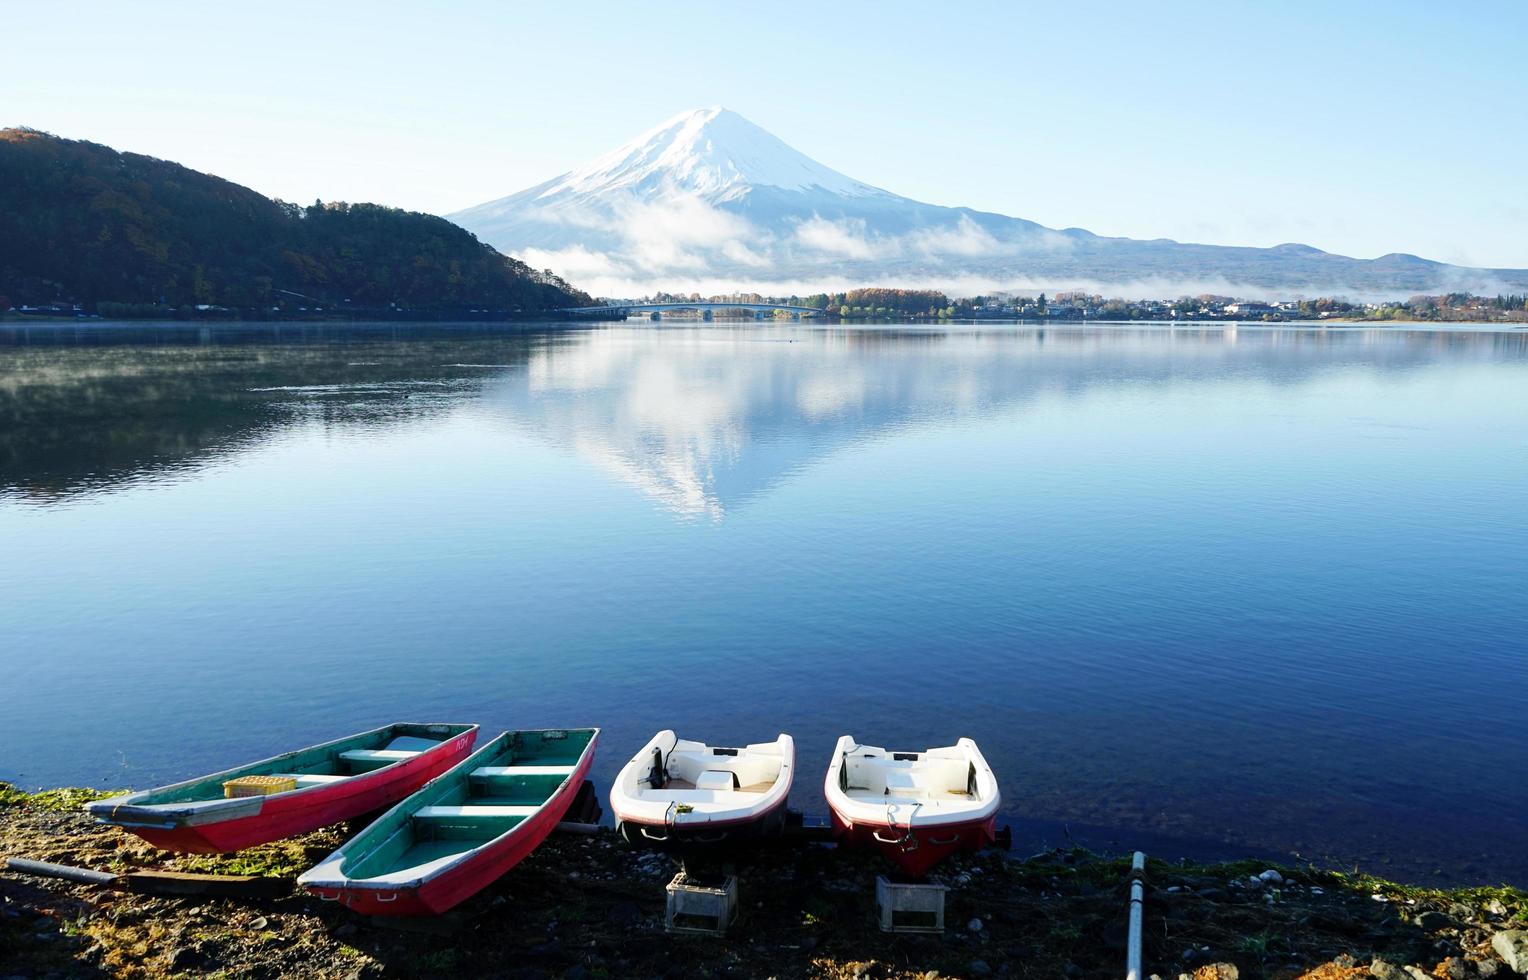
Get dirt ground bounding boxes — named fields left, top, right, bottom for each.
left=2, top=785, right=1525, bottom=979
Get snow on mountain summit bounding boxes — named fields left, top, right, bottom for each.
left=540, top=107, right=883, bottom=201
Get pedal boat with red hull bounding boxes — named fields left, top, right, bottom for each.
left=823, top=735, right=1000, bottom=878
left=84, top=723, right=478, bottom=853
left=610, top=731, right=794, bottom=849
left=298, top=728, right=598, bottom=917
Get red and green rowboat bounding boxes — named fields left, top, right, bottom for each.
left=84, top=723, right=478, bottom=853
left=299, top=727, right=598, bottom=916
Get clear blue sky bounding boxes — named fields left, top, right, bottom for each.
left=7, top=0, right=1526, bottom=267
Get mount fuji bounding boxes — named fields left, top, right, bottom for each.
left=449, top=108, right=1528, bottom=299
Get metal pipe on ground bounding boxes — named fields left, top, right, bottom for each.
left=1126, top=851, right=1147, bottom=980
left=5, top=858, right=116, bottom=886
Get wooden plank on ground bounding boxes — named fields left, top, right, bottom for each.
left=120, top=870, right=293, bottom=899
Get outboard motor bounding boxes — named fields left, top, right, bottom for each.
left=647, top=746, right=666, bottom=789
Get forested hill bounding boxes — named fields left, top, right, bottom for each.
left=0, top=128, right=592, bottom=316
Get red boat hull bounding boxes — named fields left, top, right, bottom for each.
left=309, top=735, right=597, bottom=916
left=830, top=809, right=996, bottom=878
left=130, top=729, right=477, bottom=854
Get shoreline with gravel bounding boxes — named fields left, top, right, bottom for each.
left=2, top=784, right=1526, bottom=980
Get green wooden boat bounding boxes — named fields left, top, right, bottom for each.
left=299, top=728, right=598, bottom=915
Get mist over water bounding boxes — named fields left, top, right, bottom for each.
left=3, top=321, right=1526, bottom=884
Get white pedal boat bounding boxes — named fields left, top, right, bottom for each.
left=609, top=731, right=794, bottom=849
left=824, top=735, right=1000, bottom=877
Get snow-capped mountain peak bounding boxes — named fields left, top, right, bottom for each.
left=538, top=107, right=882, bottom=202
left=448, top=109, right=1528, bottom=299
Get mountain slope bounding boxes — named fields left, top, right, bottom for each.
left=451, top=108, right=1528, bottom=298
left=0, top=128, right=591, bottom=314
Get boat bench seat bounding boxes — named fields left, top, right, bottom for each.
left=882, top=768, right=962, bottom=799
left=466, top=765, right=575, bottom=804
left=695, top=770, right=739, bottom=791
left=337, top=735, right=444, bottom=768
left=272, top=773, right=349, bottom=787
left=471, top=765, right=576, bottom=777
left=340, top=749, right=424, bottom=764
left=413, top=803, right=537, bottom=837
left=883, top=770, right=922, bottom=794
left=417, top=805, right=540, bottom=818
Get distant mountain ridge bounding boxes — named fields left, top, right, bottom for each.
left=451, top=107, right=1528, bottom=298
left=0, top=128, right=591, bottom=314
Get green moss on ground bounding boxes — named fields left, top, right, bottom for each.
left=0, top=781, right=125, bottom=812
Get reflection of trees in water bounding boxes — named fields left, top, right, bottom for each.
left=0, top=326, right=558, bottom=501
left=3, top=323, right=1522, bottom=505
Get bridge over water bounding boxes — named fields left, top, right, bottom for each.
left=560, top=301, right=826, bottom=320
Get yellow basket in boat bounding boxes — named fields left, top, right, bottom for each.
left=223, top=775, right=297, bottom=799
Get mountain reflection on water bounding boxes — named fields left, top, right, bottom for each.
left=3, top=321, right=1527, bottom=886
left=494, top=324, right=1524, bottom=518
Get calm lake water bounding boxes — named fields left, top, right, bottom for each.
left=3, top=320, right=1526, bottom=884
